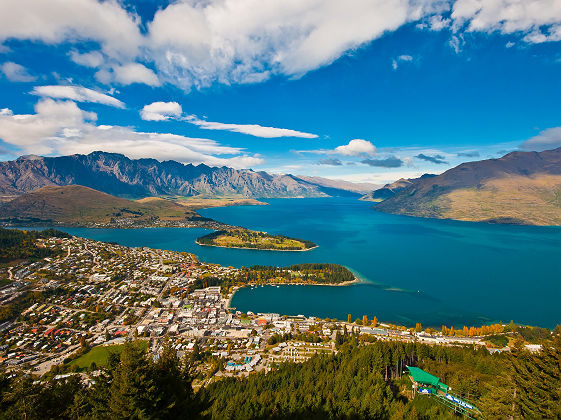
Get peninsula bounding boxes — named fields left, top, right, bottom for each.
left=196, top=229, right=317, bottom=251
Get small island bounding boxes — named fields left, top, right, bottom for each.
left=196, top=229, right=317, bottom=251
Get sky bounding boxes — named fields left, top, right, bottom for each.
left=1, top=0, right=561, bottom=184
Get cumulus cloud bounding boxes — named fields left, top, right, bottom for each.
left=0, top=0, right=142, bottom=59
left=0, top=99, right=263, bottom=168
left=3, top=0, right=561, bottom=92
left=361, top=156, right=404, bottom=167
left=318, top=158, right=343, bottom=166
left=31, top=85, right=125, bottom=108
left=415, top=153, right=448, bottom=164
left=335, top=139, right=376, bottom=156
left=1, top=62, right=36, bottom=82
left=186, top=115, right=318, bottom=139
left=520, top=127, right=561, bottom=151
left=112, top=63, right=160, bottom=86
left=70, top=50, right=104, bottom=68
left=146, top=0, right=442, bottom=91
left=141, top=101, right=182, bottom=121
left=95, top=63, right=161, bottom=86
left=451, top=0, right=561, bottom=43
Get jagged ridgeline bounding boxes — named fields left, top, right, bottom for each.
left=0, top=228, right=70, bottom=263
left=0, top=151, right=372, bottom=198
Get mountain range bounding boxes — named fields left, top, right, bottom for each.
left=0, top=151, right=376, bottom=199
left=360, top=174, right=436, bottom=201
left=374, top=147, right=561, bottom=225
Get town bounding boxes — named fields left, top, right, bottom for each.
left=0, top=234, right=538, bottom=386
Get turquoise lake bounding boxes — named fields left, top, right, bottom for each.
left=49, top=198, right=561, bottom=328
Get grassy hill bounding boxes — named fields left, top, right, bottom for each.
left=0, top=185, right=205, bottom=225
left=375, top=148, right=561, bottom=225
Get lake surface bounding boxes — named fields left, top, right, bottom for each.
left=49, top=198, right=561, bottom=328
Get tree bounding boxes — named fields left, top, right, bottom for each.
left=415, top=323, right=422, bottom=332
left=371, top=316, right=378, bottom=327
left=107, top=342, right=153, bottom=418
left=362, top=315, right=368, bottom=325
left=347, top=313, right=352, bottom=323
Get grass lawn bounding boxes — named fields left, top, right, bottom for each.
left=70, top=340, right=149, bottom=370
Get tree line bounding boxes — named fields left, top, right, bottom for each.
left=0, top=228, right=70, bottom=263
left=2, top=331, right=561, bottom=419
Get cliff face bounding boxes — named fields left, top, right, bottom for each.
left=0, top=151, right=334, bottom=198
left=374, top=148, right=561, bottom=225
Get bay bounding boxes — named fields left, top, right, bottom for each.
left=42, top=198, right=561, bottom=328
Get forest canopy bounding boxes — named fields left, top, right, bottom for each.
left=0, top=228, right=70, bottom=263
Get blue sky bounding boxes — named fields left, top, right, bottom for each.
left=1, top=0, right=561, bottom=184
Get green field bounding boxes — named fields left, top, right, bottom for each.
left=70, top=340, right=149, bottom=370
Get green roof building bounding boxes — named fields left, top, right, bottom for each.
left=407, top=366, right=449, bottom=393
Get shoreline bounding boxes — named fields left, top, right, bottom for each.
left=196, top=240, right=318, bottom=252
left=226, top=276, right=360, bottom=309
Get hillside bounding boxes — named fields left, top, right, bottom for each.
left=0, top=227, right=70, bottom=263
left=0, top=151, right=365, bottom=199
left=294, top=175, right=379, bottom=196
left=0, top=185, right=210, bottom=226
left=361, top=174, right=435, bottom=201
left=374, top=148, right=561, bottom=225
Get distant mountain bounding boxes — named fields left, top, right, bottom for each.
left=0, top=185, right=204, bottom=225
left=374, top=148, right=561, bottom=225
left=294, top=175, right=380, bottom=197
left=360, top=174, right=435, bottom=202
left=0, top=151, right=362, bottom=199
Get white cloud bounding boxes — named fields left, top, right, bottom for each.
left=186, top=115, right=318, bottom=138
left=112, top=63, right=160, bottom=86
left=70, top=50, right=104, bottom=68
left=0, top=0, right=142, bottom=59
left=147, top=0, right=443, bottom=91
left=391, top=54, right=413, bottom=70
left=520, top=127, right=561, bottom=151
left=0, top=99, right=96, bottom=155
left=428, top=15, right=451, bottom=31
left=0, top=99, right=264, bottom=168
left=141, top=102, right=183, bottom=121
left=452, top=0, right=561, bottom=43
left=334, top=139, right=376, bottom=156
left=31, top=85, right=125, bottom=108
left=449, top=34, right=464, bottom=53
left=1, top=62, right=36, bottom=82
left=95, top=63, right=161, bottom=87
left=3, top=0, right=561, bottom=92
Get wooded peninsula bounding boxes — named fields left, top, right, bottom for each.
left=196, top=229, right=317, bottom=251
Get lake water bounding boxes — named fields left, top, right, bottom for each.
left=48, top=198, right=561, bottom=328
